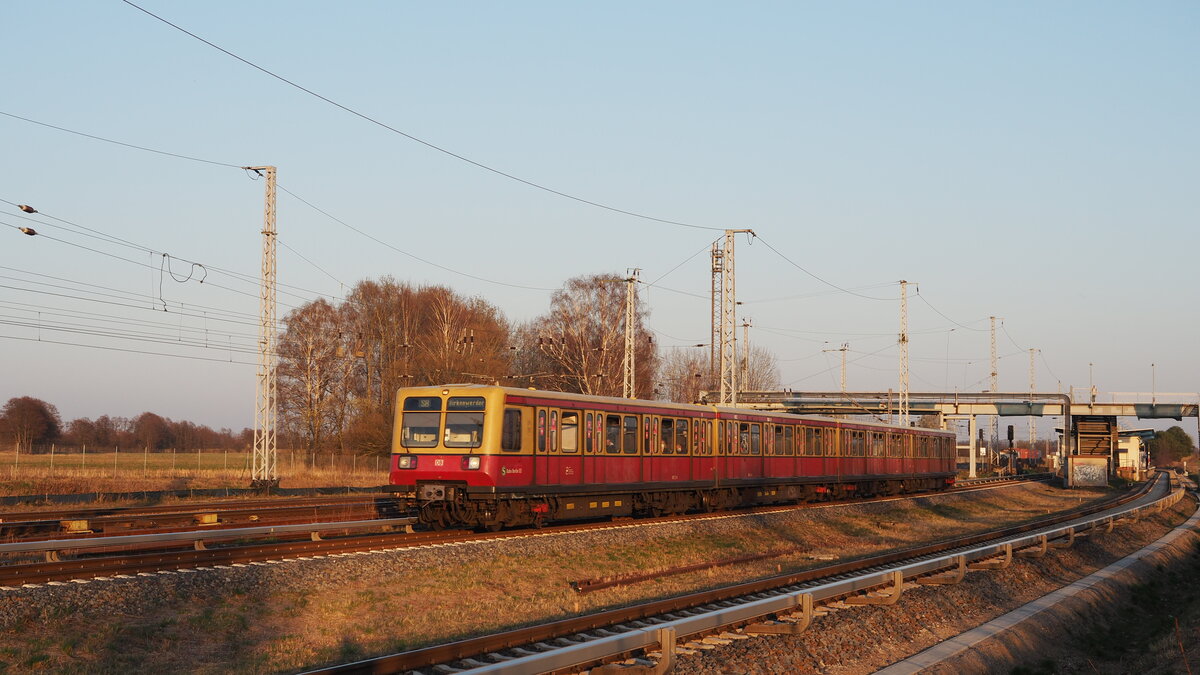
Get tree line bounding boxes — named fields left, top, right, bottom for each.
left=0, top=396, right=250, bottom=453
left=1, top=271, right=782, bottom=456
left=278, top=272, right=780, bottom=454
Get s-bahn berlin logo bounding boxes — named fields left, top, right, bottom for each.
left=500, top=466, right=523, bottom=476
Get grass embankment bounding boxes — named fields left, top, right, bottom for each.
left=0, top=450, right=387, bottom=498
left=0, top=482, right=1141, bottom=673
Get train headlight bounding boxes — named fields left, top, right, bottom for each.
left=462, top=456, right=481, bottom=470
left=397, top=455, right=417, bottom=469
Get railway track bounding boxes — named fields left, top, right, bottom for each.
left=0, top=475, right=1048, bottom=587
left=0, top=493, right=402, bottom=540
left=297, top=474, right=1172, bottom=675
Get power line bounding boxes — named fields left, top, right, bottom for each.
left=2, top=205, right=336, bottom=303
left=754, top=234, right=897, bottom=301
left=1, top=219, right=309, bottom=310
left=0, top=333, right=258, bottom=366
left=121, top=1, right=726, bottom=233
left=743, top=281, right=901, bottom=305
left=0, top=315, right=259, bottom=354
left=0, top=116, right=557, bottom=294
left=0, top=281, right=271, bottom=332
left=914, top=289, right=990, bottom=332
left=0, top=111, right=240, bottom=168
left=0, top=299, right=261, bottom=340
left=0, top=265, right=268, bottom=323
left=275, top=184, right=557, bottom=292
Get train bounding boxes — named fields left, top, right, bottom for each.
left=388, top=384, right=957, bottom=529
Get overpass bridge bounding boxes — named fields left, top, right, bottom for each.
left=704, top=390, right=1199, bottom=486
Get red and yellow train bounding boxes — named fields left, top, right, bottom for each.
left=389, top=384, right=956, bottom=529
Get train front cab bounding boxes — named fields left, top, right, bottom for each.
left=390, top=386, right=531, bottom=498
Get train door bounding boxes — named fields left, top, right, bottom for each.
left=651, top=416, right=667, bottom=483
left=583, top=411, right=597, bottom=483
left=693, top=419, right=715, bottom=486
left=535, top=408, right=550, bottom=485
left=557, top=409, right=583, bottom=485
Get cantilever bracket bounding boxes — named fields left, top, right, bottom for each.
left=744, top=593, right=815, bottom=634
left=918, top=555, right=966, bottom=585
left=844, top=570, right=904, bottom=606
left=1015, top=535, right=1048, bottom=558
left=968, top=543, right=1012, bottom=570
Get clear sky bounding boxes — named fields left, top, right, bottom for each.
left=2, top=2, right=1196, bottom=439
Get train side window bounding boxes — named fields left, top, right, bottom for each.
left=561, top=411, right=579, bottom=453
left=676, top=418, right=689, bottom=454
left=660, top=418, right=674, bottom=455
left=501, top=409, right=522, bottom=452
left=697, top=422, right=707, bottom=455
left=750, top=424, right=761, bottom=455
left=605, top=415, right=621, bottom=454
left=737, top=423, right=750, bottom=455
left=584, top=412, right=593, bottom=453
left=549, top=411, right=559, bottom=453
left=623, top=416, right=638, bottom=454
left=536, top=409, right=547, bottom=453
left=644, top=416, right=653, bottom=454
left=783, top=426, right=794, bottom=456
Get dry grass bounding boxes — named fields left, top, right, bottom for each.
left=0, top=450, right=388, bottom=498
left=0, top=482, right=1161, bottom=673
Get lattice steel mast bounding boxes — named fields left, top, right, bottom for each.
left=247, top=165, right=279, bottom=488
left=898, top=280, right=911, bottom=425
left=622, top=268, right=640, bottom=398
left=710, top=242, right=723, bottom=392
left=1029, top=348, right=1038, bottom=450
left=989, top=316, right=999, bottom=451
left=711, top=229, right=754, bottom=404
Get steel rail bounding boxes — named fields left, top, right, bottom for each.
left=0, top=475, right=1048, bottom=585
left=0, top=518, right=415, bottom=554
left=301, top=475, right=1170, bottom=675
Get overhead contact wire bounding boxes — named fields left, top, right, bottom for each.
left=121, top=0, right=725, bottom=233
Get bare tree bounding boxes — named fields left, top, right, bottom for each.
left=657, top=347, right=710, bottom=403
left=740, top=345, right=781, bottom=391
left=0, top=396, right=61, bottom=451
left=413, top=288, right=512, bottom=385
left=277, top=277, right=513, bottom=453
left=278, top=298, right=345, bottom=451
left=519, top=273, right=658, bottom=398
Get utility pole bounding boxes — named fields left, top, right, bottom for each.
left=741, top=318, right=752, bottom=390
left=989, top=316, right=998, bottom=451
left=712, top=229, right=754, bottom=404
left=898, top=280, right=911, bottom=426
left=710, top=242, right=722, bottom=390
left=622, top=268, right=640, bottom=399
left=1029, top=348, right=1037, bottom=455
left=246, top=165, right=279, bottom=489
left=823, top=343, right=849, bottom=392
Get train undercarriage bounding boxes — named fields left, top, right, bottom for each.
left=405, top=475, right=954, bottom=530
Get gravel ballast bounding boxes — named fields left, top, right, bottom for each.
left=0, top=482, right=1163, bottom=673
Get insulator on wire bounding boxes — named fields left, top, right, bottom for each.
left=19, top=227, right=37, bottom=236
left=18, top=204, right=37, bottom=214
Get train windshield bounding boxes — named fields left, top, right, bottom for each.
left=444, top=397, right=485, bottom=448
left=400, top=396, right=441, bottom=448
left=401, top=412, right=440, bottom=448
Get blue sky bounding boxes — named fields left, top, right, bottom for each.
left=2, top=2, right=1197, bottom=437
